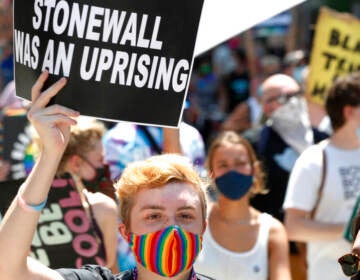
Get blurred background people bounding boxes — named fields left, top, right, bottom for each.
left=241, top=73, right=328, bottom=280
left=284, top=72, right=360, bottom=280
left=194, top=131, right=291, bottom=280
left=0, top=80, right=28, bottom=181
left=103, top=122, right=206, bottom=181
left=32, top=116, right=119, bottom=272
left=244, top=74, right=328, bottom=223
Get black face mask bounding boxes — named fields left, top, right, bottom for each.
left=82, top=162, right=117, bottom=201
left=79, top=156, right=113, bottom=193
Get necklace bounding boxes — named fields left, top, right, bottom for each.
left=215, top=210, right=259, bottom=225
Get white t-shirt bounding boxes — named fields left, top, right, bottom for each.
left=284, top=142, right=360, bottom=280
left=194, top=213, right=276, bottom=280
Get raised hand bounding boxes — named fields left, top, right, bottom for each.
left=0, top=72, right=81, bottom=280
left=27, top=71, right=79, bottom=156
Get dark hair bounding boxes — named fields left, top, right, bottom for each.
left=325, top=72, right=360, bottom=131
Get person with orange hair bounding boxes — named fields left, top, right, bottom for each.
left=0, top=72, right=212, bottom=280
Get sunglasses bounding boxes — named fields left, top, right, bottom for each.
left=263, top=90, right=302, bottom=105
left=338, top=253, right=360, bottom=277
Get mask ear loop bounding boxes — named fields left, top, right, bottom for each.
left=77, top=154, right=98, bottom=169
left=76, top=154, right=99, bottom=181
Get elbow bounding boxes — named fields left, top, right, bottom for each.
left=285, top=223, right=297, bottom=241
left=105, top=255, right=118, bottom=274
left=284, top=213, right=301, bottom=241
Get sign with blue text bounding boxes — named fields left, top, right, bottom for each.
left=14, top=0, right=204, bottom=126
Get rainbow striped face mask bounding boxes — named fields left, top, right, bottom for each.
left=128, top=225, right=202, bottom=277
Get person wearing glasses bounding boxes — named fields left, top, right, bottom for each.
left=243, top=74, right=328, bottom=222
left=241, top=73, right=328, bottom=280
left=284, top=72, right=360, bottom=280
left=0, top=72, right=213, bottom=280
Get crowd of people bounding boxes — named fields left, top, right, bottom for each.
left=1, top=3, right=360, bottom=279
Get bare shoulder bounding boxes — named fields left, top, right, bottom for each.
left=86, top=192, right=118, bottom=215
left=267, top=215, right=288, bottom=243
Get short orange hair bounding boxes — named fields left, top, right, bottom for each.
left=115, top=154, right=207, bottom=229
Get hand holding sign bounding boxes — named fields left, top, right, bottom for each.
left=27, top=71, right=79, bottom=155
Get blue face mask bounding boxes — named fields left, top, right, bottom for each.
left=215, top=170, right=253, bottom=200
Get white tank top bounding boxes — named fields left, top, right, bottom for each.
left=194, top=213, right=275, bottom=280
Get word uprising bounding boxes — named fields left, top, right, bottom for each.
left=14, top=0, right=190, bottom=93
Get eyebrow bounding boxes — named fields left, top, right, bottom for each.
left=177, top=205, right=197, bottom=211
left=139, top=205, right=165, bottom=211
left=215, top=157, right=249, bottom=163
left=139, top=205, right=197, bottom=212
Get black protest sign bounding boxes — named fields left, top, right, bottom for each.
left=0, top=179, right=23, bottom=216
left=2, top=114, right=35, bottom=180
left=14, top=0, right=204, bottom=126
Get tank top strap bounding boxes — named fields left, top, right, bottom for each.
left=83, top=192, right=107, bottom=259
left=83, top=192, right=96, bottom=220
left=257, top=213, right=275, bottom=246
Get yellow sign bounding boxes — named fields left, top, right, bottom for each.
left=307, top=7, right=360, bottom=105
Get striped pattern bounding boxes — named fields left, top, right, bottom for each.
left=128, top=226, right=202, bottom=277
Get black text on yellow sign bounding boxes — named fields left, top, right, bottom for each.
left=308, top=7, right=360, bottom=105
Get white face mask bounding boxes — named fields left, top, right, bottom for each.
left=269, top=96, right=314, bottom=153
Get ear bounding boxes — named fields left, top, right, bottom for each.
left=202, top=220, right=207, bottom=235
left=343, top=105, right=355, bottom=122
left=118, top=223, right=130, bottom=241
left=208, top=169, right=215, bottom=180
left=67, top=155, right=82, bottom=173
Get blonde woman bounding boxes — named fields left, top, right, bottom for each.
left=194, top=131, right=291, bottom=280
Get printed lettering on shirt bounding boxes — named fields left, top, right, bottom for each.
left=339, top=166, right=360, bottom=199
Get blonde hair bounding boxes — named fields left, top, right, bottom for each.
left=115, top=154, right=207, bottom=229
left=206, top=131, right=266, bottom=196
left=57, top=117, right=106, bottom=175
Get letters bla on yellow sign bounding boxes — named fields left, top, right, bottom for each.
left=307, top=7, right=360, bottom=105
